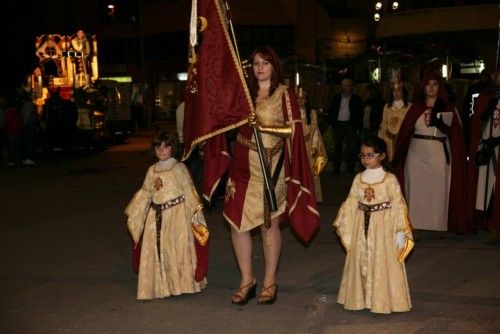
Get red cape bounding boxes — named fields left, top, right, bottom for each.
left=465, top=91, right=500, bottom=230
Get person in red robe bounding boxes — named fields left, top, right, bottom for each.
left=465, top=70, right=500, bottom=244
left=393, top=71, right=469, bottom=236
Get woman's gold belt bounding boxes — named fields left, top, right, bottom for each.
left=237, top=133, right=283, bottom=159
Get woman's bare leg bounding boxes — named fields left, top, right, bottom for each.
left=230, top=227, right=255, bottom=298
left=259, top=218, right=281, bottom=296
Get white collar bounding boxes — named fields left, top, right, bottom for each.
left=156, top=157, right=177, bottom=171
left=393, top=99, right=404, bottom=108
left=362, top=166, right=385, bottom=183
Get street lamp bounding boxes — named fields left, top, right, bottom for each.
left=373, top=1, right=401, bottom=82
left=373, top=1, right=400, bottom=22
left=107, top=4, right=116, bottom=19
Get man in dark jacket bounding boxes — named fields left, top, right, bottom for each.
left=326, top=78, right=364, bottom=173
left=360, top=84, right=385, bottom=140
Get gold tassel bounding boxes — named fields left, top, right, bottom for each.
left=192, top=223, right=209, bottom=246
left=398, top=238, right=415, bottom=263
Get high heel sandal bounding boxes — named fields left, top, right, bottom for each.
left=257, top=283, right=278, bottom=305
left=231, top=279, right=257, bottom=305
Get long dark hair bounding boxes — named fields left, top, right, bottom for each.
left=304, top=96, right=312, bottom=125
left=388, top=85, right=409, bottom=108
left=248, top=46, right=284, bottom=104
left=298, top=91, right=312, bottom=124
left=413, top=71, right=451, bottom=114
left=361, top=135, right=391, bottom=171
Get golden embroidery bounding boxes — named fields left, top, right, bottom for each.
left=225, top=177, right=236, bottom=202
left=493, top=108, right=500, bottom=128
left=398, top=238, right=415, bottom=263
left=424, top=109, right=432, bottom=127
left=192, top=223, right=209, bottom=246
left=388, top=116, right=399, bottom=129
left=154, top=177, right=163, bottom=191
left=364, top=186, right=375, bottom=202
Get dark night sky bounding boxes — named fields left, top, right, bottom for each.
left=2, top=4, right=40, bottom=93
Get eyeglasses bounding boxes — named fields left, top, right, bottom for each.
left=358, top=153, right=381, bottom=159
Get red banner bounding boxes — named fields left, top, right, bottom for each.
left=183, top=0, right=253, bottom=199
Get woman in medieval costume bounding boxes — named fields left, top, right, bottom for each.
left=224, top=46, right=319, bottom=305
left=465, top=70, right=500, bottom=244
left=393, top=71, right=469, bottom=237
left=378, top=78, right=411, bottom=161
left=297, top=87, right=328, bottom=203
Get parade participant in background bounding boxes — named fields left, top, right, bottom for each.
left=4, top=92, right=22, bottom=167
left=466, top=69, right=500, bottom=244
left=42, top=88, right=66, bottom=150
left=125, top=131, right=209, bottom=299
left=474, top=98, right=500, bottom=243
left=297, top=87, right=328, bottom=203
left=360, top=84, right=384, bottom=140
left=393, top=71, right=468, bottom=237
left=333, top=136, right=413, bottom=314
left=326, top=78, right=364, bottom=174
left=224, top=46, right=319, bottom=305
left=462, top=70, right=490, bottom=148
left=19, top=90, right=37, bottom=165
left=42, top=87, right=78, bottom=151
left=176, top=98, right=185, bottom=151
left=378, top=79, right=411, bottom=161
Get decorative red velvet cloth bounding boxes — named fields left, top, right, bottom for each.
left=183, top=0, right=252, bottom=201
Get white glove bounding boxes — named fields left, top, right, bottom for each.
left=396, top=231, right=406, bottom=250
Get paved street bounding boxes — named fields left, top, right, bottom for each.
left=1, top=132, right=499, bottom=334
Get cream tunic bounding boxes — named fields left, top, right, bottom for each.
left=126, top=160, right=207, bottom=299
left=301, top=108, right=327, bottom=202
left=475, top=112, right=500, bottom=211
left=378, top=101, right=411, bottom=161
left=404, top=111, right=453, bottom=231
left=333, top=172, right=412, bottom=314
left=226, top=85, right=287, bottom=232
